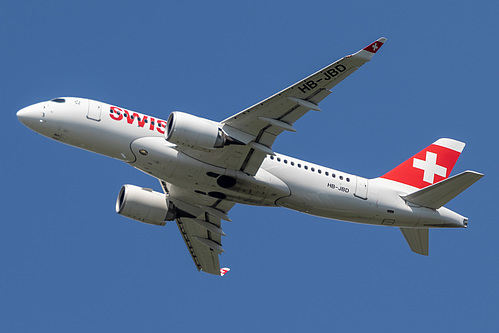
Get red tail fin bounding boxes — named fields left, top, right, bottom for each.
left=380, top=138, right=465, bottom=189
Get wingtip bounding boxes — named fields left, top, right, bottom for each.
left=362, top=38, right=387, bottom=54
left=220, top=267, right=230, bottom=276
left=351, top=37, right=387, bottom=60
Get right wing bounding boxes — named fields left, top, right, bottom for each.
left=160, top=181, right=234, bottom=275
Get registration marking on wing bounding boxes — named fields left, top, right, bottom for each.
left=297, top=64, right=347, bottom=93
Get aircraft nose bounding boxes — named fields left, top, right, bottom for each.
left=17, top=106, right=31, bottom=124
left=17, top=104, right=43, bottom=128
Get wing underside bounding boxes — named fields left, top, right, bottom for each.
left=175, top=38, right=387, bottom=176
left=161, top=181, right=234, bottom=275
left=176, top=216, right=223, bottom=275
left=159, top=38, right=387, bottom=274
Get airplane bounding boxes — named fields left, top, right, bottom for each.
left=17, top=37, right=483, bottom=276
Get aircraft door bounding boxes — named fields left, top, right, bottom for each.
left=354, top=176, right=368, bottom=200
left=87, top=100, right=102, bottom=121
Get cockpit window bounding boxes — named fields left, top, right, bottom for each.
left=50, top=98, right=66, bottom=103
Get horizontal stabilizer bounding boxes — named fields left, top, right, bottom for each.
left=400, top=228, right=429, bottom=256
left=401, top=171, right=483, bottom=209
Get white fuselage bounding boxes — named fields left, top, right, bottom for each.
left=17, top=97, right=467, bottom=229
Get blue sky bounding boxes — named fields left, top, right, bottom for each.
left=2, top=0, right=498, bottom=331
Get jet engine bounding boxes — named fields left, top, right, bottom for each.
left=165, top=111, right=227, bottom=149
left=116, top=184, right=176, bottom=225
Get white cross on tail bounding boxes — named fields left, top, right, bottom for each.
left=413, top=151, right=447, bottom=184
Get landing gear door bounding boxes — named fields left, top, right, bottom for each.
left=355, top=176, right=368, bottom=200
left=87, top=100, right=102, bottom=121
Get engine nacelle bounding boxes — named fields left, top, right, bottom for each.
left=116, top=184, right=176, bottom=226
left=165, top=111, right=226, bottom=149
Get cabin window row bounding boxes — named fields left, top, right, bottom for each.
left=269, top=155, right=350, bottom=182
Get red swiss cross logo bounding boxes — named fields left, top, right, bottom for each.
left=380, top=139, right=464, bottom=189
left=363, top=41, right=384, bottom=54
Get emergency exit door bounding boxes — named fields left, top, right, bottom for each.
left=87, top=100, right=102, bottom=121
left=355, top=176, right=368, bottom=200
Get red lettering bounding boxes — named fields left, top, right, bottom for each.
left=110, top=106, right=165, bottom=133
left=123, top=110, right=133, bottom=124
left=110, top=106, right=123, bottom=121
left=149, top=117, right=155, bottom=131
left=123, top=110, right=148, bottom=128
left=157, top=120, right=167, bottom=134
left=136, top=115, right=147, bottom=128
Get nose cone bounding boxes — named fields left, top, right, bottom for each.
left=17, top=104, right=42, bottom=129
left=17, top=106, right=31, bottom=125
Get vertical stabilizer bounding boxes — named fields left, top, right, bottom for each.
left=381, top=138, right=465, bottom=189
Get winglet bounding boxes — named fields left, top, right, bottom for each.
left=220, top=268, right=230, bottom=276
left=352, top=37, right=387, bottom=60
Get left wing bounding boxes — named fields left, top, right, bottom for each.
left=161, top=38, right=387, bottom=273
left=161, top=181, right=234, bottom=275
left=179, top=37, right=386, bottom=175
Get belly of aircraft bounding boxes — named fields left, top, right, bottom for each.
left=129, top=137, right=290, bottom=206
